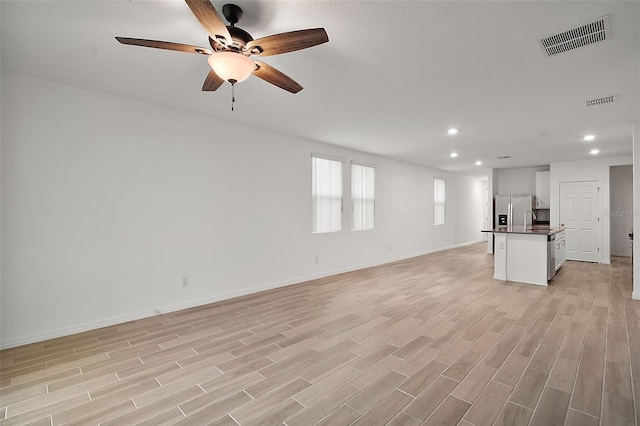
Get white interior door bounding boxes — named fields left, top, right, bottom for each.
left=560, top=181, right=600, bottom=262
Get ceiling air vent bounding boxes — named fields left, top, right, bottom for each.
left=538, top=15, right=610, bottom=57
left=496, top=156, right=511, bottom=160
left=585, top=95, right=616, bottom=107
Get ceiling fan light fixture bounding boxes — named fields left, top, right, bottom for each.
left=207, top=51, right=255, bottom=83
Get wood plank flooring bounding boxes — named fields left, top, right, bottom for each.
left=1, top=243, right=639, bottom=425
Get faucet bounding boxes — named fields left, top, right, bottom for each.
left=525, top=210, right=537, bottom=227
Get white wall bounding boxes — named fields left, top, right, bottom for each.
left=609, top=165, right=633, bottom=257
left=0, top=72, right=486, bottom=348
left=486, top=169, right=499, bottom=253
left=634, top=123, right=640, bottom=300
left=550, top=156, right=633, bottom=264
left=0, top=67, right=3, bottom=340
left=453, top=176, right=487, bottom=244
left=480, top=178, right=489, bottom=242
left=497, top=165, right=549, bottom=195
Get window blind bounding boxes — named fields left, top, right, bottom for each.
left=352, top=164, right=375, bottom=230
left=312, top=156, right=343, bottom=233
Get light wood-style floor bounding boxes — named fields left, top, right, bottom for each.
left=1, top=243, right=639, bottom=426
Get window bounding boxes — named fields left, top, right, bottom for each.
left=434, top=178, right=446, bottom=225
left=352, top=163, right=375, bottom=230
left=312, top=155, right=343, bottom=233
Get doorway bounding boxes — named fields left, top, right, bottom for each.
left=559, top=181, right=600, bottom=262
left=610, top=165, right=633, bottom=258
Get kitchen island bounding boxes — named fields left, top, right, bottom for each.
left=484, top=226, right=565, bottom=286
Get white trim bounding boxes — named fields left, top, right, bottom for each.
left=311, top=152, right=345, bottom=163
left=0, top=240, right=482, bottom=350
left=350, top=160, right=377, bottom=169
left=633, top=291, right=640, bottom=301
left=559, top=180, right=602, bottom=263
left=494, top=274, right=507, bottom=280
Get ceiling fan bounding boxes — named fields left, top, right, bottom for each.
left=116, top=0, right=328, bottom=105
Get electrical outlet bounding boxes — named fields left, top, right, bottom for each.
left=182, top=276, right=189, bottom=287
left=388, top=245, right=392, bottom=251
left=315, top=256, right=319, bottom=264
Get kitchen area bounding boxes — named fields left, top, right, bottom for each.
left=485, top=160, right=634, bottom=288
left=484, top=168, right=566, bottom=286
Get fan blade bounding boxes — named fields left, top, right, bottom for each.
left=246, top=28, right=328, bottom=57
left=116, top=37, right=212, bottom=55
left=184, top=0, right=232, bottom=45
left=202, top=69, right=224, bottom=91
left=253, top=61, right=302, bottom=94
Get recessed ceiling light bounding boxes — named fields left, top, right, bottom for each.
left=583, top=134, right=595, bottom=141
left=475, top=160, right=482, bottom=166
left=450, top=152, right=458, bottom=158
left=590, top=149, right=599, bottom=155
left=448, top=128, right=458, bottom=135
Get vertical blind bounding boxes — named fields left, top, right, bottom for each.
left=312, top=156, right=343, bottom=233
left=434, top=178, right=446, bottom=225
left=352, top=164, right=375, bottom=230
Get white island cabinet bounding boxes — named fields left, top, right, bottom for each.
left=555, top=231, right=566, bottom=271
left=486, top=226, right=565, bottom=286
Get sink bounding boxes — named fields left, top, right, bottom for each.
left=527, top=225, right=551, bottom=231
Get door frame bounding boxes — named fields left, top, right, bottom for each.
left=559, top=180, right=601, bottom=263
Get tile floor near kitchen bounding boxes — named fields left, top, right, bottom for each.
left=0, top=243, right=638, bottom=425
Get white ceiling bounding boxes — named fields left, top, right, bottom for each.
left=2, top=1, right=639, bottom=173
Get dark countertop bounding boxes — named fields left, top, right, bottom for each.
left=482, top=226, right=565, bottom=236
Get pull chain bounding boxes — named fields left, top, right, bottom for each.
left=231, top=82, right=235, bottom=111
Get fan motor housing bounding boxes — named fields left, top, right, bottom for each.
left=228, top=26, right=253, bottom=45
left=209, top=26, right=253, bottom=51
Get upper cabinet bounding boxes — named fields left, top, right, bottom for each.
left=535, top=171, right=550, bottom=209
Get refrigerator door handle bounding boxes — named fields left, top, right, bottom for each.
left=508, top=203, right=513, bottom=227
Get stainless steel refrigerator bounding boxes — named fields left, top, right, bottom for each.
left=495, top=194, right=535, bottom=227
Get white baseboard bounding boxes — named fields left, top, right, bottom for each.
left=494, top=274, right=507, bottom=281
left=633, top=291, right=640, bottom=301
left=1, top=284, right=296, bottom=350
left=1, top=240, right=483, bottom=349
